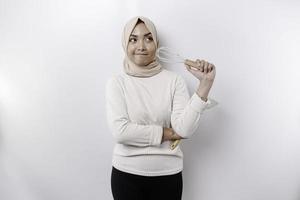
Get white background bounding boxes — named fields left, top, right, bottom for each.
left=1, top=0, right=300, bottom=199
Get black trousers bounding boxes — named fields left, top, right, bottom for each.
left=111, top=166, right=183, bottom=200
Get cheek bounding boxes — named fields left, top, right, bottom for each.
left=147, top=44, right=156, bottom=55
left=127, top=45, right=135, bottom=56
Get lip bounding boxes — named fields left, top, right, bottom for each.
left=135, top=53, right=148, bottom=55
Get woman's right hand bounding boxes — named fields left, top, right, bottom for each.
left=162, top=127, right=183, bottom=143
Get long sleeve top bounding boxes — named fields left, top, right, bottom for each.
left=105, top=69, right=215, bottom=176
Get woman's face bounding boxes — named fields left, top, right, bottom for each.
left=127, top=22, right=157, bottom=66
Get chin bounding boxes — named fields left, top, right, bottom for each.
left=135, top=62, right=148, bottom=66
left=133, top=59, right=151, bottom=66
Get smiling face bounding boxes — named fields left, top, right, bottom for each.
left=127, top=22, right=157, bottom=66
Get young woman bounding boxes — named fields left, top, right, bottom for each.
left=106, top=16, right=216, bottom=200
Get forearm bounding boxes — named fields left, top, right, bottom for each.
left=196, top=80, right=214, bottom=102
left=109, top=120, right=163, bottom=147
left=168, top=79, right=215, bottom=139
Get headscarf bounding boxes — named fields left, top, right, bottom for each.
left=122, top=16, right=162, bottom=77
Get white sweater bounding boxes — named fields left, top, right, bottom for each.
left=105, top=69, right=214, bottom=176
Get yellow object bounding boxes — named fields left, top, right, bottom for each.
left=170, top=139, right=181, bottom=150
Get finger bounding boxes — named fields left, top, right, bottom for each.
left=196, top=59, right=201, bottom=69
left=200, top=60, right=205, bottom=67
left=200, top=60, right=205, bottom=72
left=204, top=62, right=209, bottom=73
left=211, top=64, right=215, bottom=72
left=186, top=64, right=199, bottom=72
left=186, top=64, right=198, bottom=71
left=185, top=65, right=191, bottom=71
left=184, top=59, right=198, bottom=69
left=208, top=64, right=213, bottom=72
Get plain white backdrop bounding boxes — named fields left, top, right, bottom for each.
left=1, top=0, right=300, bottom=199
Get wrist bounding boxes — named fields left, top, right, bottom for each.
left=196, top=92, right=208, bottom=102
left=196, top=87, right=209, bottom=100
left=199, top=80, right=213, bottom=89
left=200, top=96, right=208, bottom=102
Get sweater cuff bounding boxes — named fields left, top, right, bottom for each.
left=189, top=93, right=214, bottom=113
left=149, top=125, right=163, bottom=146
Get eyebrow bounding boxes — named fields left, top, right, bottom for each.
left=130, top=32, right=152, bottom=37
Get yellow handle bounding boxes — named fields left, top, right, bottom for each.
left=170, top=139, right=181, bottom=150
left=184, top=59, right=201, bottom=70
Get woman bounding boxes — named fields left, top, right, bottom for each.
left=105, top=16, right=216, bottom=200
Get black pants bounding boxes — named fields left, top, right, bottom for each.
left=111, top=166, right=183, bottom=200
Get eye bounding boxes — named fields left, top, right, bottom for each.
left=146, top=36, right=153, bottom=42
left=129, top=38, right=137, bottom=43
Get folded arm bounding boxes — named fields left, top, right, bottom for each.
left=105, top=77, right=163, bottom=147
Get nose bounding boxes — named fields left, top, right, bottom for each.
left=137, top=40, right=146, bottom=51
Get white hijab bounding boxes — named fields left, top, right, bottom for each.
left=122, top=16, right=162, bottom=77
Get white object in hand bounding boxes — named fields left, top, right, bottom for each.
left=156, top=46, right=186, bottom=64
left=156, top=46, right=201, bottom=70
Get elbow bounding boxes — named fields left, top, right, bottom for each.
left=112, top=129, right=130, bottom=144
left=173, top=126, right=194, bottom=139
left=109, top=120, right=129, bottom=144
left=171, top=119, right=201, bottom=139
left=114, top=135, right=126, bottom=144
left=112, top=130, right=124, bottom=143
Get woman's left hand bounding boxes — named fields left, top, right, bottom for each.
left=184, top=59, right=216, bottom=82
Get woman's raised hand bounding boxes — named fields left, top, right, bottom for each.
left=184, top=59, right=216, bottom=82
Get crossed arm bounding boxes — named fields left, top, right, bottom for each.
left=105, top=75, right=212, bottom=147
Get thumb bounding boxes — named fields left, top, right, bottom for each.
left=185, top=65, right=191, bottom=71
left=184, top=59, right=198, bottom=68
